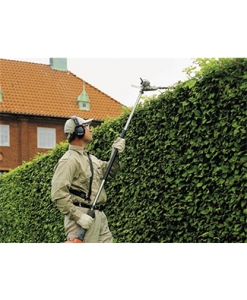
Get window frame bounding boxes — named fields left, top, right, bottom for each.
left=0, top=125, right=10, bottom=147
left=37, top=127, right=56, bottom=149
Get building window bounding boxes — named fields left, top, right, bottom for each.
left=37, top=127, right=56, bottom=149
left=0, top=125, right=10, bottom=146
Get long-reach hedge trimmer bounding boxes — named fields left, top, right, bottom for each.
left=66, top=78, right=167, bottom=243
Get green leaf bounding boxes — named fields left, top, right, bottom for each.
left=241, top=200, right=247, bottom=208
left=187, top=79, right=196, bottom=89
left=182, top=101, right=189, bottom=107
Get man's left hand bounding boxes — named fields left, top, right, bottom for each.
left=112, top=137, right=125, bottom=153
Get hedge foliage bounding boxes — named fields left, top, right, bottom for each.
left=0, top=143, right=69, bottom=242
left=0, top=58, right=246, bottom=242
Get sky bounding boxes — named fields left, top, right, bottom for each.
left=10, top=57, right=194, bottom=107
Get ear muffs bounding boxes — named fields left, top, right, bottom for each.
left=71, top=116, right=85, bottom=139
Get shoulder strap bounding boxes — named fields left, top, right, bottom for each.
left=86, top=152, right=94, bottom=202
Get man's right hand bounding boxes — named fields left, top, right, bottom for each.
left=77, top=213, right=94, bottom=229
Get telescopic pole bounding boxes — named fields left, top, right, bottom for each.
left=91, top=87, right=144, bottom=210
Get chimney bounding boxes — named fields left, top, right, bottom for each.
left=50, top=58, right=67, bottom=71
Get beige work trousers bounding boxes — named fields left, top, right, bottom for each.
left=64, top=206, right=113, bottom=243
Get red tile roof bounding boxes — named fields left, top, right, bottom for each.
left=0, top=59, right=125, bottom=120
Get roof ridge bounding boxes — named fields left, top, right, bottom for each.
left=0, top=58, right=49, bottom=67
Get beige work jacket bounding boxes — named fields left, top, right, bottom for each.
left=51, top=145, right=120, bottom=222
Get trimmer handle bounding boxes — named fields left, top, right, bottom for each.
left=65, top=209, right=95, bottom=243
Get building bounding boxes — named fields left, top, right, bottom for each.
left=0, top=58, right=124, bottom=174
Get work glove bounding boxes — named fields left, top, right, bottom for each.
left=77, top=212, right=94, bottom=229
left=112, top=137, right=125, bottom=153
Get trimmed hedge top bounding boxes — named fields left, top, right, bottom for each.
left=0, top=58, right=246, bottom=242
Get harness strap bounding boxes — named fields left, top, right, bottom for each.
left=69, top=151, right=94, bottom=203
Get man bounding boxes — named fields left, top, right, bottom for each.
left=51, top=116, right=125, bottom=243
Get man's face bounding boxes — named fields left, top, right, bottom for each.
left=82, top=124, right=93, bottom=144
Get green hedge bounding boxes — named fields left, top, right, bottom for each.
left=0, top=58, right=246, bottom=242
left=0, top=143, right=69, bottom=242
left=89, top=58, right=247, bottom=243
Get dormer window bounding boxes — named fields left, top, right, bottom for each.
left=77, top=81, right=90, bottom=110
left=81, top=102, right=87, bottom=109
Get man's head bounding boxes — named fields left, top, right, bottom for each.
left=64, top=116, right=93, bottom=144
